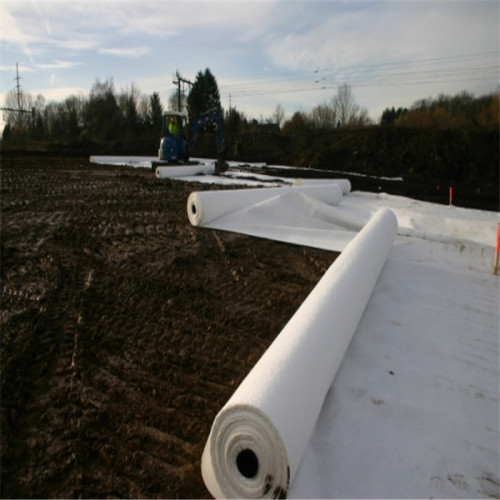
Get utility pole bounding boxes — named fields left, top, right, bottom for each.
left=15, top=63, right=22, bottom=111
left=172, top=70, right=192, bottom=113
left=1, top=63, right=34, bottom=130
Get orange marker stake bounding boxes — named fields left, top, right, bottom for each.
left=449, top=186, right=453, bottom=207
left=494, top=223, right=500, bottom=275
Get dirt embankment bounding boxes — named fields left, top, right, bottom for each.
left=0, top=156, right=335, bottom=498
left=200, top=127, right=500, bottom=211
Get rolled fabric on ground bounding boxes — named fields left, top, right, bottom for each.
left=188, top=184, right=343, bottom=227
left=293, top=178, right=351, bottom=195
left=155, top=164, right=215, bottom=178
left=90, top=155, right=155, bottom=168
left=201, top=208, right=397, bottom=499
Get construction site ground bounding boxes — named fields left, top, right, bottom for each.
left=2, top=154, right=496, bottom=498
left=1, top=155, right=336, bottom=498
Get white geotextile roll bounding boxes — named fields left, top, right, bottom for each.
left=187, top=184, right=343, bottom=227
left=201, top=208, right=397, bottom=499
left=155, top=164, right=215, bottom=178
left=293, top=178, right=351, bottom=195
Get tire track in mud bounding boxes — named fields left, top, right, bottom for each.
left=1, top=157, right=335, bottom=498
left=1, top=254, right=94, bottom=497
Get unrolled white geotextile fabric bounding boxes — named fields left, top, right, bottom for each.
left=155, top=164, right=215, bottom=178
left=205, top=191, right=367, bottom=251
left=187, top=183, right=344, bottom=227
left=201, top=208, right=398, bottom=499
left=292, top=178, right=351, bottom=195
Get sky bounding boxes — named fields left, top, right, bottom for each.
left=0, top=0, right=499, bottom=131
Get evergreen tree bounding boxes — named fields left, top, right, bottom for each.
left=149, top=92, right=163, bottom=130
left=64, top=96, right=82, bottom=140
left=380, top=107, right=407, bottom=126
left=83, top=78, right=120, bottom=140
left=119, top=85, right=140, bottom=138
left=224, top=107, right=246, bottom=133
left=2, top=123, right=12, bottom=141
left=187, top=68, right=221, bottom=122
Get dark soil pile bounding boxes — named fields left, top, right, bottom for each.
left=0, top=156, right=335, bottom=498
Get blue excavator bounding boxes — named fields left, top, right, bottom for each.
left=153, top=107, right=227, bottom=173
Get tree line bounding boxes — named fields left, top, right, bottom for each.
left=1, top=68, right=224, bottom=145
left=222, top=84, right=372, bottom=135
left=1, top=66, right=498, bottom=146
left=380, top=90, right=499, bottom=129
left=275, top=86, right=498, bottom=133
left=2, top=79, right=164, bottom=144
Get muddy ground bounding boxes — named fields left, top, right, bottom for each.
left=1, top=156, right=338, bottom=498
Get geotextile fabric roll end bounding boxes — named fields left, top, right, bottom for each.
left=201, top=208, right=398, bottom=498
left=201, top=405, right=289, bottom=499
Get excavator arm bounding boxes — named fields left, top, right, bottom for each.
left=187, top=107, right=227, bottom=173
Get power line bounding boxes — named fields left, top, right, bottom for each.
left=1, top=107, right=33, bottom=115
left=219, top=51, right=499, bottom=101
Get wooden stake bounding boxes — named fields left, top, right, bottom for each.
left=494, top=223, right=500, bottom=275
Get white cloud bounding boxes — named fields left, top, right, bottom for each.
left=0, top=64, right=35, bottom=73
left=31, top=86, right=89, bottom=102
left=97, top=46, right=151, bottom=58
left=67, top=1, right=281, bottom=44
left=0, top=3, right=37, bottom=62
left=265, top=2, right=498, bottom=75
left=265, top=5, right=401, bottom=72
left=37, top=61, right=82, bottom=70
left=0, top=2, right=104, bottom=59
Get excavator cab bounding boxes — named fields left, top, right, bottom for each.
left=159, top=112, right=187, bottom=162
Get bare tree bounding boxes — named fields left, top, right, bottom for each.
left=63, top=95, right=83, bottom=139
left=272, top=104, right=285, bottom=128
left=333, top=84, right=359, bottom=127
left=137, top=95, right=150, bottom=126
left=310, top=102, right=337, bottom=129
left=3, top=87, right=34, bottom=128
left=350, top=107, right=373, bottom=127
left=118, top=84, right=141, bottom=136
left=167, top=89, right=188, bottom=113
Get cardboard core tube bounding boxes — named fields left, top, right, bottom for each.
left=237, top=449, right=259, bottom=479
